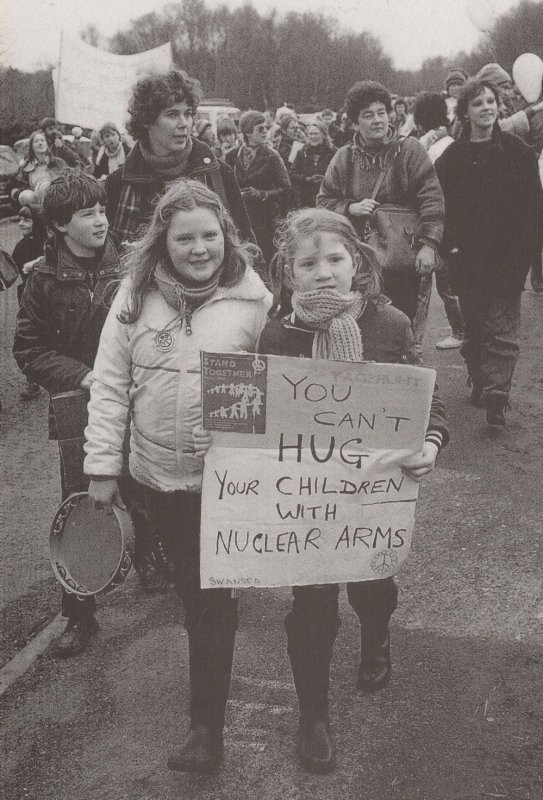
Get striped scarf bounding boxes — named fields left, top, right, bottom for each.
left=292, top=289, right=365, bottom=361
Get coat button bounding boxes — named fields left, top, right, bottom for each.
left=62, top=273, right=67, bottom=277
left=203, top=157, right=211, bottom=164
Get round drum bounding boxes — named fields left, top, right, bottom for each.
left=50, top=492, right=134, bottom=596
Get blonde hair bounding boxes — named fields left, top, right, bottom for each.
left=271, top=207, right=382, bottom=311
left=119, top=179, right=255, bottom=323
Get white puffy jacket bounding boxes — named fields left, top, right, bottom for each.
left=84, top=267, right=272, bottom=492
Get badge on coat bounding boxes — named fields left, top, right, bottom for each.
left=154, top=330, right=175, bottom=351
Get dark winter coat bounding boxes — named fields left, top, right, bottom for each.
left=11, top=206, right=47, bottom=302
left=105, top=138, right=253, bottom=244
left=12, top=233, right=122, bottom=438
left=93, top=142, right=130, bottom=179
left=258, top=300, right=449, bottom=447
left=435, top=124, right=543, bottom=293
left=291, top=142, right=337, bottom=208
left=226, top=144, right=291, bottom=264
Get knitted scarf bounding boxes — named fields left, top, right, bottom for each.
left=154, top=261, right=223, bottom=321
left=139, top=138, right=193, bottom=182
left=291, top=289, right=365, bottom=361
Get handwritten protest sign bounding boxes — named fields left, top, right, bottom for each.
left=200, top=352, right=435, bottom=589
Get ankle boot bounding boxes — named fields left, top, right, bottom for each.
left=285, top=589, right=340, bottom=774
left=484, top=393, right=508, bottom=429
left=167, top=723, right=224, bottom=774
left=298, top=718, right=336, bottom=774
left=357, top=631, right=391, bottom=692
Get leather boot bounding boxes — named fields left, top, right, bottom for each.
left=52, top=615, right=98, bottom=658
left=357, top=631, right=391, bottom=692
left=286, top=588, right=340, bottom=774
left=349, top=579, right=397, bottom=693
left=484, top=393, right=508, bottom=429
left=168, top=599, right=237, bottom=774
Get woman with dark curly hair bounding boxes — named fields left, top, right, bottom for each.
left=105, top=69, right=252, bottom=245
left=318, top=80, right=444, bottom=323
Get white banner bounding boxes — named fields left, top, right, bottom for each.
left=53, top=33, right=172, bottom=131
left=200, top=353, right=436, bottom=589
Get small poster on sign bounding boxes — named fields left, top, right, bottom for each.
left=201, top=352, right=268, bottom=434
left=200, top=352, right=436, bottom=589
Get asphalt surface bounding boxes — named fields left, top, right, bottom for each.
left=1, top=217, right=543, bottom=799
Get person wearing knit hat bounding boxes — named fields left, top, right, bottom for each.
left=445, top=68, right=468, bottom=99
left=226, top=110, right=291, bottom=271
left=477, top=62, right=513, bottom=91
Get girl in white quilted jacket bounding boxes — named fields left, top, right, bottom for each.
left=84, top=180, right=271, bottom=775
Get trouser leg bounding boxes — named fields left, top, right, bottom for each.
left=457, top=286, right=483, bottom=390
left=285, top=585, right=341, bottom=722
left=347, top=578, right=398, bottom=691
left=142, top=487, right=237, bottom=732
left=479, top=293, right=521, bottom=399
left=381, top=271, right=422, bottom=323
left=412, top=274, right=433, bottom=349
left=435, top=266, right=463, bottom=338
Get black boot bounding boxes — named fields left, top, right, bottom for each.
left=286, top=588, right=340, bottom=775
left=168, top=599, right=237, bottom=774
left=484, top=393, right=508, bottom=429
left=357, top=631, right=391, bottom=692
left=348, top=579, right=397, bottom=693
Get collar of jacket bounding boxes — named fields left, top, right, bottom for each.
left=352, top=125, right=398, bottom=156
left=120, top=138, right=218, bottom=185
left=37, top=233, right=121, bottom=282
left=457, top=121, right=504, bottom=149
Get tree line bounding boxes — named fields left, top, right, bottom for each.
left=1, top=0, right=542, bottom=147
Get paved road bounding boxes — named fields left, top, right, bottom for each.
left=1, top=216, right=543, bottom=799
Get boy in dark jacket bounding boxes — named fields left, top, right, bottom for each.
left=12, top=170, right=161, bottom=657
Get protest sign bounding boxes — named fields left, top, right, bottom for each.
left=53, top=33, right=172, bottom=130
left=200, top=352, right=435, bottom=589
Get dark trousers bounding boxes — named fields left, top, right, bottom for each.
left=457, top=284, right=521, bottom=398
left=285, top=579, right=398, bottom=720
left=141, top=487, right=236, bottom=632
left=382, top=271, right=422, bottom=323
left=142, top=486, right=237, bottom=730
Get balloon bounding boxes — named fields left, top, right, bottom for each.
left=466, top=0, right=496, bottom=33
left=513, top=53, right=543, bottom=104
left=18, top=189, right=37, bottom=207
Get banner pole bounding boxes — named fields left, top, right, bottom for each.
left=55, top=29, right=63, bottom=122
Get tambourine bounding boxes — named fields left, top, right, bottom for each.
left=50, top=492, right=134, bottom=596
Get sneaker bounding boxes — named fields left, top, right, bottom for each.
left=52, top=616, right=98, bottom=658
left=20, top=382, right=40, bottom=401
left=436, top=334, right=462, bottom=350
left=485, top=395, right=508, bottom=429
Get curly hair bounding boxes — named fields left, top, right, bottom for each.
left=345, top=81, right=392, bottom=123
left=270, top=207, right=382, bottom=313
left=126, top=70, right=202, bottom=142
left=119, top=179, right=255, bottom=324
left=413, top=92, right=449, bottom=133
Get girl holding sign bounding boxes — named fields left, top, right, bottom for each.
left=260, top=207, right=449, bottom=774
left=83, top=180, right=271, bottom=774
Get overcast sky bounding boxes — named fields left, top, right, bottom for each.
left=0, top=0, right=525, bottom=72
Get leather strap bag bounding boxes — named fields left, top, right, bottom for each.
left=364, top=145, right=420, bottom=272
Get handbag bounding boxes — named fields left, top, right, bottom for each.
left=0, top=249, right=19, bottom=291
left=363, top=144, right=420, bottom=272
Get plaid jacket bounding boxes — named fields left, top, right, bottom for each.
left=105, top=138, right=253, bottom=245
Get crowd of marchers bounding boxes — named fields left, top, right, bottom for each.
left=2, top=58, right=543, bottom=778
